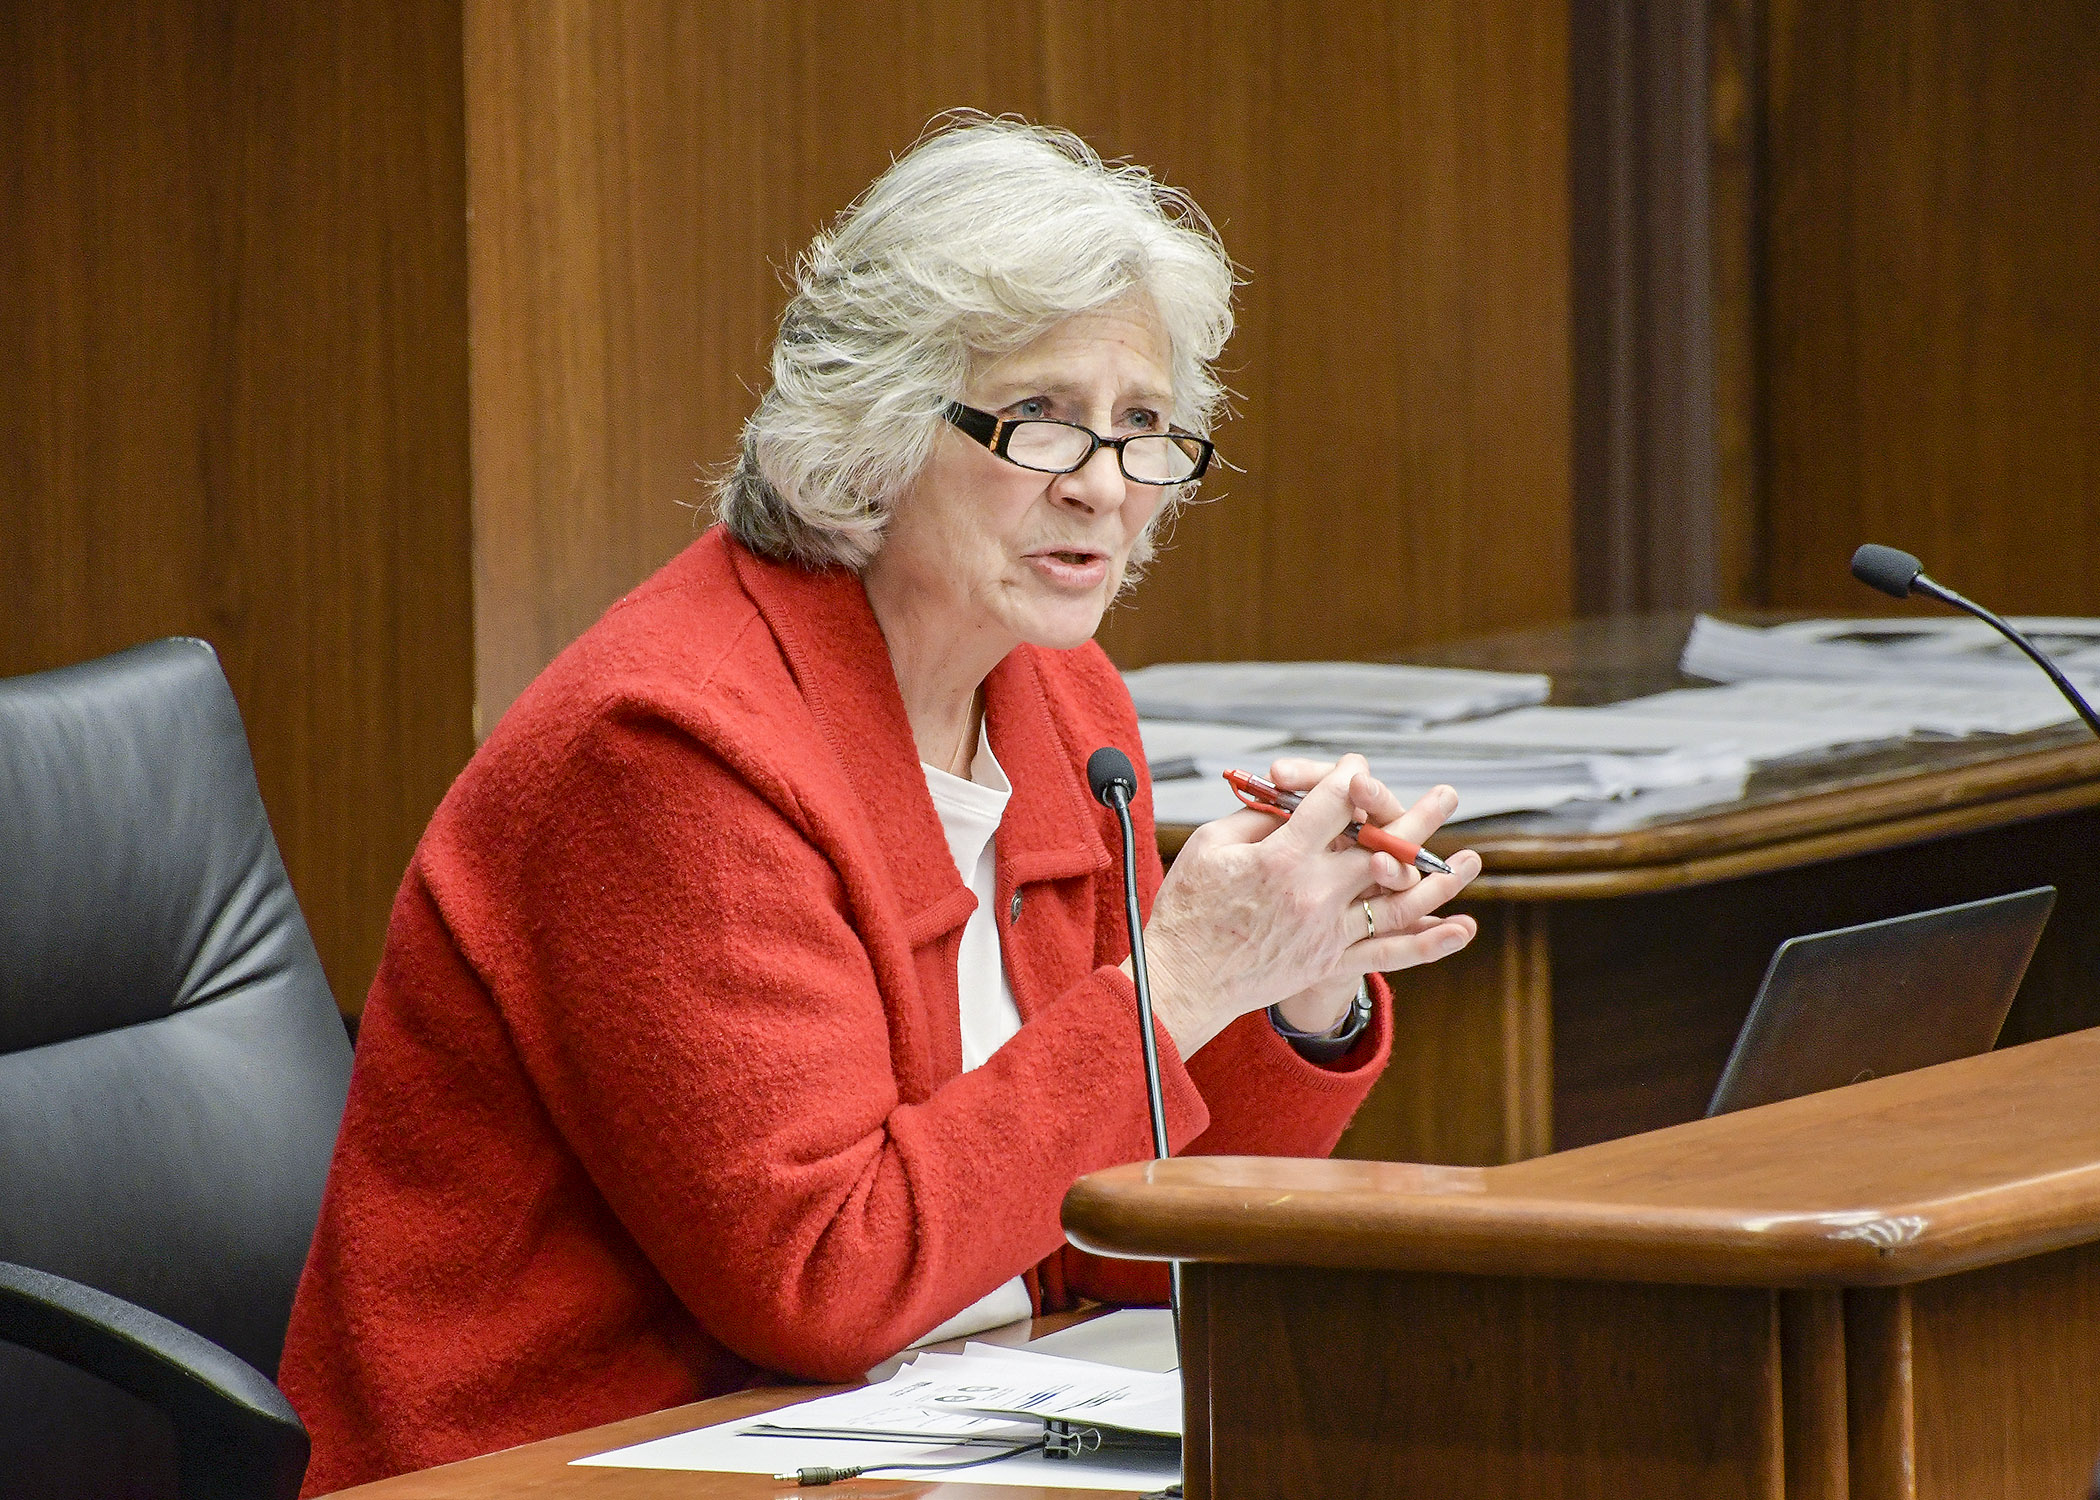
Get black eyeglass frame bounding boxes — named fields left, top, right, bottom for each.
left=943, top=401, right=1215, bottom=485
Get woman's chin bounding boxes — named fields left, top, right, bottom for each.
left=1012, top=599, right=1112, bottom=652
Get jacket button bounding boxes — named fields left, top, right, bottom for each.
left=1009, top=890, right=1024, bottom=923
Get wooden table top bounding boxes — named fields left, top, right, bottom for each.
left=319, top=1314, right=1154, bottom=1500
left=1155, top=613, right=2100, bottom=899
left=1064, top=1025, right=2100, bottom=1289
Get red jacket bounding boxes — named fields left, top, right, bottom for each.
left=280, top=528, right=1391, bottom=1492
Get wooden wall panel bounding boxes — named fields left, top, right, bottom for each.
left=1761, top=0, right=2100, bottom=613
left=1196, top=1263, right=1785, bottom=1498
left=1708, top=0, right=1765, bottom=608
left=1, top=3, right=475, bottom=1012
left=465, top=0, right=1573, bottom=731
left=1052, top=4, right=1574, bottom=669
left=1908, top=1243, right=2100, bottom=1500
left=1569, top=0, right=1723, bottom=616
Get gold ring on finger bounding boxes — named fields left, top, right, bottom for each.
left=1363, top=900, right=1377, bottom=941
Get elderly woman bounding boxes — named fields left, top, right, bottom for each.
left=280, top=118, right=1481, bottom=1491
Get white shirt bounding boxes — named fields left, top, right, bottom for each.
left=906, top=722, right=1034, bottom=1346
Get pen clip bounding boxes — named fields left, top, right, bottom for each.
left=1224, top=768, right=1295, bottom=817
left=1227, top=767, right=1368, bottom=840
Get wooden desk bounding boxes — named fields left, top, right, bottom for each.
left=1065, top=1027, right=2100, bottom=1499
left=1158, top=614, right=2100, bottom=1165
left=318, top=1313, right=1153, bottom=1500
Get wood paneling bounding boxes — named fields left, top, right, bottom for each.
left=1179, top=1253, right=1214, bottom=1500
left=0, top=4, right=475, bottom=1012
left=1780, top=1289, right=1849, bottom=1500
left=464, top=0, right=1574, bottom=733
left=1708, top=0, right=1765, bottom=607
left=1908, top=1243, right=2100, bottom=1500
left=1570, top=0, right=1722, bottom=614
left=1843, top=1287, right=1915, bottom=1500
left=1761, top=0, right=2100, bottom=612
left=1191, top=1263, right=1783, bottom=1499
left=1337, top=901, right=1553, bottom=1165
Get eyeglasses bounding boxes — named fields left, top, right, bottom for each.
left=944, top=402, right=1215, bottom=485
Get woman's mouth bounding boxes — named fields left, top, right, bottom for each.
left=1025, top=546, right=1112, bottom=589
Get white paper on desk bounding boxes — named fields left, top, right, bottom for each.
left=1137, top=718, right=1292, bottom=779
left=1146, top=771, right=1590, bottom=828
left=571, top=1370, right=1178, bottom=1490
left=1402, top=704, right=1839, bottom=760
left=1283, top=742, right=1745, bottom=795
left=906, top=1349, right=1182, bottom=1438
left=1533, top=768, right=1754, bottom=831
left=1683, top=614, right=2100, bottom=693
left=1023, top=1307, right=1180, bottom=1372
left=1122, top=659, right=1550, bottom=732
left=1627, top=677, right=2075, bottom=738
left=1764, top=614, right=2100, bottom=673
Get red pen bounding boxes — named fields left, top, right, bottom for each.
left=1223, top=769, right=1455, bottom=876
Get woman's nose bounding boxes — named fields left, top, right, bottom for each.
left=1051, top=446, right=1127, bottom=513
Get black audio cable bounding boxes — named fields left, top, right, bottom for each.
left=775, top=1436, right=1049, bottom=1485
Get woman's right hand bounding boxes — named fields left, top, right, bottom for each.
left=1131, top=754, right=1482, bottom=1057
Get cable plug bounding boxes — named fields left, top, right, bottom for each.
left=774, top=1463, right=865, bottom=1485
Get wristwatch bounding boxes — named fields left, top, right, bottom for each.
left=1268, top=979, right=1373, bottom=1065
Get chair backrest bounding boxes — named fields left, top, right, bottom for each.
left=0, top=639, right=353, bottom=1497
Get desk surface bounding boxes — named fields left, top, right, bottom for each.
left=1158, top=614, right=2100, bottom=900
left=1067, top=1025, right=2100, bottom=1288
left=321, top=1385, right=1149, bottom=1499
left=320, top=1315, right=1151, bottom=1500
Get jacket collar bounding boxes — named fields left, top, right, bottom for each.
left=980, top=651, right=1114, bottom=891
left=727, top=534, right=1106, bottom=945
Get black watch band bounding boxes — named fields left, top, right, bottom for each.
left=1269, top=979, right=1372, bottom=1064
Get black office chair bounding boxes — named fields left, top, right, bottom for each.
left=0, top=639, right=353, bottom=1500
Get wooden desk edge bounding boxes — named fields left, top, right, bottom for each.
left=1064, top=1030, right=2100, bottom=1288
left=1464, top=773, right=2100, bottom=898
left=1061, top=1173, right=2100, bottom=1288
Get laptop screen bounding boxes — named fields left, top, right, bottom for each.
left=1706, top=885, right=2056, bottom=1117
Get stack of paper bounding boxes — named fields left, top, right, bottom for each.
left=574, top=1321, right=1182, bottom=1491
left=1148, top=740, right=1751, bottom=829
left=1760, top=614, right=2100, bottom=666
left=1137, top=719, right=1292, bottom=780
left=1682, top=614, right=2100, bottom=703
left=1135, top=618, right=2100, bottom=831
left=1622, top=678, right=2075, bottom=739
left=1403, top=705, right=1851, bottom=762
left=1122, top=660, right=1550, bottom=734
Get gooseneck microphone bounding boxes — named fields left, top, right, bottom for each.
left=1087, top=745, right=1182, bottom=1325
left=1850, top=544, right=2100, bottom=738
left=1087, top=747, right=1172, bottom=1163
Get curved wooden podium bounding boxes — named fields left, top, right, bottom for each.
left=1065, top=1028, right=2100, bottom=1499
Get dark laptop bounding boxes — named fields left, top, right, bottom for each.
left=1706, top=886, right=2057, bottom=1117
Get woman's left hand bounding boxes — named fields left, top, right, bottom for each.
left=1262, top=757, right=1481, bottom=1036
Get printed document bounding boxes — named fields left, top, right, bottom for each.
left=573, top=1335, right=1181, bottom=1491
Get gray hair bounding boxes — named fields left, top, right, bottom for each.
left=716, top=115, right=1236, bottom=570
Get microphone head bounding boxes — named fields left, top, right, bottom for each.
left=1086, top=746, right=1138, bottom=808
left=1852, top=543, right=1924, bottom=599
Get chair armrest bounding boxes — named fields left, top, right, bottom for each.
left=0, top=1259, right=308, bottom=1500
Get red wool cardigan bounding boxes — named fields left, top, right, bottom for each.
left=279, top=528, right=1392, bottom=1493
